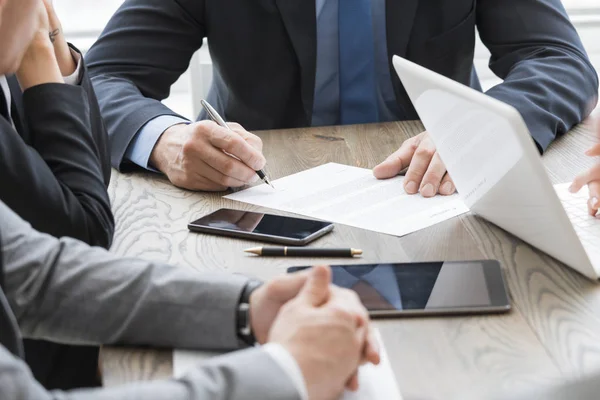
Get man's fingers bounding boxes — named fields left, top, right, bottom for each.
left=229, top=124, right=264, bottom=152
left=419, top=152, right=447, bottom=198
left=404, top=137, right=437, bottom=194
left=191, top=159, right=249, bottom=189
left=299, top=266, right=331, bottom=307
left=195, top=139, right=258, bottom=183
left=585, top=144, right=600, bottom=157
left=373, top=139, right=419, bottom=180
left=570, top=164, right=600, bottom=193
left=588, top=180, right=600, bottom=217
left=264, top=269, right=312, bottom=303
left=206, top=123, right=266, bottom=171
left=328, top=288, right=370, bottom=329
left=364, top=328, right=381, bottom=365
left=438, top=173, right=456, bottom=196
left=346, top=372, right=360, bottom=392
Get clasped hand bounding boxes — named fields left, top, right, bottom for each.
left=249, top=266, right=380, bottom=400
left=16, top=0, right=75, bottom=90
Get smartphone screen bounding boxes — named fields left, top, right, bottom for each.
left=189, top=209, right=333, bottom=240
left=288, top=261, right=510, bottom=315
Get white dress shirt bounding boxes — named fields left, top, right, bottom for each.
left=263, top=343, right=309, bottom=400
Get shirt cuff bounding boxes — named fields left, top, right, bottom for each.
left=63, top=48, right=83, bottom=86
left=124, top=115, right=189, bottom=171
left=262, top=343, right=308, bottom=400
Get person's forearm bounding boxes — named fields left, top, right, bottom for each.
left=16, top=41, right=63, bottom=90
left=485, top=50, right=597, bottom=152
left=1, top=200, right=247, bottom=350
left=478, top=0, right=598, bottom=152
left=2, top=73, right=115, bottom=248
left=0, top=345, right=300, bottom=400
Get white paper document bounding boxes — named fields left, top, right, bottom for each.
left=173, top=329, right=402, bottom=400
left=225, top=163, right=468, bottom=237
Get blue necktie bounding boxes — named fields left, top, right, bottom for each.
left=338, top=0, right=379, bottom=124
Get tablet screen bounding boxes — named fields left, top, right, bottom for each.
left=288, top=261, right=509, bottom=312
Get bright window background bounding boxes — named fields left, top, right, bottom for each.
left=57, top=0, right=600, bottom=118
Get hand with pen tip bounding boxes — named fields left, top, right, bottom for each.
left=149, top=120, right=267, bottom=192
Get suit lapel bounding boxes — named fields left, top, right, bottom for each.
left=385, top=0, right=420, bottom=103
left=275, top=0, right=317, bottom=121
left=6, top=76, right=25, bottom=136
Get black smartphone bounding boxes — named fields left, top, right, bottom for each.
left=288, top=260, right=510, bottom=317
left=188, top=209, right=334, bottom=245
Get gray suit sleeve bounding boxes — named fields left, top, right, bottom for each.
left=0, top=201, right=301, bottom=399
left=0, top=199, right=247, bottom=350
left=86, top=0, right=205, bottom=169
left=477, top=0, right=598, bottom=152
left=0, top=341, right=301, bottom=400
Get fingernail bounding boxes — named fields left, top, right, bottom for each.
left=421, top=183, right=435, bottom=197
left=569, top=184, right=576, bottom=193
left=591, top=197, right=599, bottom=209
left=441, top=181, right=454, bottom=195
left=251, top=174, right=260, bottom=183
left=405, top=181, right=418, bottom=194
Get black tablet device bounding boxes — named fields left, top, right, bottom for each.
left=288, top=260, right=511, bottom=317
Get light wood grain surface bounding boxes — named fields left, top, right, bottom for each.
left=102, top=121, right=600, bottom=400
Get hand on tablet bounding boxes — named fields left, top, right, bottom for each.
left=373, top=131, right=456, bottom=198
left=570, top=114, right=600, bottom=216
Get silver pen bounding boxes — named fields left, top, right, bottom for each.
left=201, top=99, right=274, bottom=189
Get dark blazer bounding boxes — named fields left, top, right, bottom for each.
left=0, top=51, right=113, bottom=249
left=86, top=0, right=599, bottom=170
left=0, top=47, right=113, bottom=389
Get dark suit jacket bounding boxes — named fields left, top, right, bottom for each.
left=86, top=0, right=599, bottom=170
left=0, top=49, right=114, bottom=249
left=0, top=48, right=113, bottom=389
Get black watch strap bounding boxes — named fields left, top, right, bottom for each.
left=237, top=280, right=263, bottom=346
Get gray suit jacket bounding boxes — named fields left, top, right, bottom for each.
left=0, top=200, right=300, bottom=400
left=86, top=0, right=598, bottom=170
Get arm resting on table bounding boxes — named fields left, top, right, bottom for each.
left=478, top=0, right=599, bottom=151
left=0, top=344, right=302, bottom=400
left=0, top=199, right=246, bottom=350
left=86, top=0, right=204, bottom=169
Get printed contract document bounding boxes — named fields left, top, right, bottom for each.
left=225, top=163, right=468, bottom=237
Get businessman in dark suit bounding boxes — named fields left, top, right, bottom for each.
left=0, top=0, right=113, bottom=390
left=87, top=0, right=598, bottom=196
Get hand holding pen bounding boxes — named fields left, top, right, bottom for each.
left=202, top=100, right=274, bottom=188
left=147, top=103, right=270, bottom=191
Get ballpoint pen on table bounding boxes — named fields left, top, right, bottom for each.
left=244, top=247, right=363, bottom=258
left=201, top=99, right=275, bottom=189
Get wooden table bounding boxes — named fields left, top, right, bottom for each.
left=102, top=121, right=600, bottom=400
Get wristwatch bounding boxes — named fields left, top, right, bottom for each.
left=237, top=279, right=263, bottom=346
